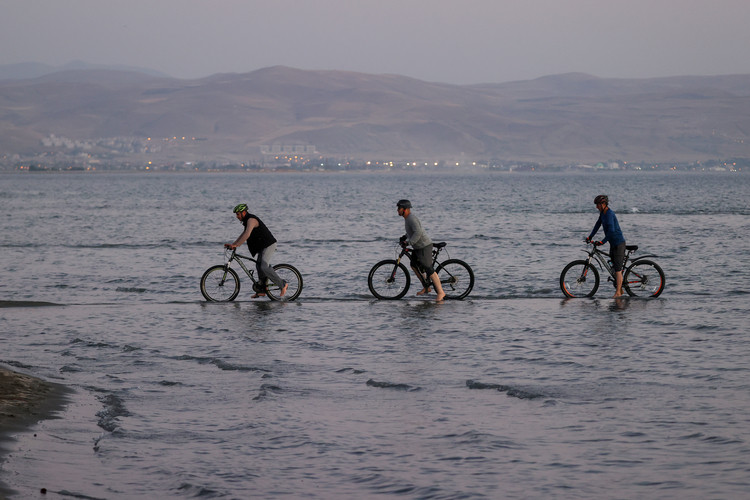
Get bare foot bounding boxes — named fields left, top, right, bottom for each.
left=280, top=282, right=289, bottom=297
left=435, top=292, right=446, bottom=302
left=416, top=287, right=431, bottom=296
left=251, top=292, right=266, bottom=299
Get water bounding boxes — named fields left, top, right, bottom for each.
left=1, top=171, right=749, bottom=499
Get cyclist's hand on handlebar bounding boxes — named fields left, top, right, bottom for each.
left=224, top=243, right=237, bottom=249
left=593, top=240, right=603, bottom=246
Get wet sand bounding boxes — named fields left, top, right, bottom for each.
left=0, top=366, right=70, bottom=499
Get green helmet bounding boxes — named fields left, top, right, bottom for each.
left=232, top=203, right=248, bottom=213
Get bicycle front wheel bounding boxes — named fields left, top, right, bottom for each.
left=266, top=264, right=303, bottom=301
left=368, top=259, right=410, bottom=299
left=560, top=260, right=599, bottom=298
left=201, top=265, right=241, bottom=302
left=624, top=260, right=665, bottom=298
left=436, top=259, right=474, bottom=299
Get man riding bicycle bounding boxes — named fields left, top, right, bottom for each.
left=225, top=204, right=288, bottom=298
left=587, top=194, right=626, bottom=297
left=396, top=199, right=446, bottom=302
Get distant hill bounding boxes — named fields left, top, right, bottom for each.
left=0, top=61, right=170, bottom=80
left=1, top=65, right=749, bottom=164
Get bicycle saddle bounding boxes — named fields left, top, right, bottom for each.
left=626, top=245, right=638, bottom=252
left=433, top=242, right=447, bottom=249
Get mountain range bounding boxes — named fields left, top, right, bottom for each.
left=1, top=64, right=749, bottom=165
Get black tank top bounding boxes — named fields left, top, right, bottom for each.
left=242, top=213, right=277, bottom=256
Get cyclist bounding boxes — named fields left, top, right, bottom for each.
left=586, top=194, right=626, bottom=297
left=396, top=199, right=446, bottom=302
left=225, top=204, right=288, bottom=298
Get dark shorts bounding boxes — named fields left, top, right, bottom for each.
left=610, top=242, right=626, bottom=272
left=410, top=245, right=435, bottom=276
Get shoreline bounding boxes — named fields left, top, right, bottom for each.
left=0, top=365, right=71, bottom=499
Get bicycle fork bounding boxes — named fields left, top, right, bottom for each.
left=391, top=254, right=406, bottom=283
left=577, top=256, right=598, bottom=285
left=218, top=265, right=231, bottom=286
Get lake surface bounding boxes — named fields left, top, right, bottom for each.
left=1, top=171, right=749, bottom=499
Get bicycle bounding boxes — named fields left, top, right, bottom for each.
left=560, top=241, right=665, bottom=298
left=368, top=240, right=474, bottom=300
left=200, top=248, right=303, bottom=302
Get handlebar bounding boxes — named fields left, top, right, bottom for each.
left=583, top=238, right=604, bottom=246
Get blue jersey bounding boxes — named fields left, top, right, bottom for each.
left=589, top=208, right=625, bottom=246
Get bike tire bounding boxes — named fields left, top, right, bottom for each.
left=623, top=260, right=665, bottom=298
left=266, top=264, right=303, bottom=301
left=560, top=260, right=600, bottom=298
left=200, top=265, right=241, bottom=302
left=368, top=259, right=410, bottom=300
left=435, top=259, right=474, bottom=299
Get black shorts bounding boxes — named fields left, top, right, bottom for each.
left=610, top=243, right=626, bottom=272
left=410, top=245, right=435, bottom=276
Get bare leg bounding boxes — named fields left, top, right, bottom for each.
left=412, top=265, right=431, bottom=295
left=614, top=270, right=623, bottom=297
left=430, top=272, right=446, bottom=302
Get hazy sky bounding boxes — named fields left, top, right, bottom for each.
left=3, top=0, right=750, bottom=84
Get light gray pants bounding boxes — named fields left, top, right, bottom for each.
left=257, top=243, right=285, bottom=289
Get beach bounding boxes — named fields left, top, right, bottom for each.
left=0, top=366, right=70, bottom=499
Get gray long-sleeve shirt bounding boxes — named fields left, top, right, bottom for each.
left=405, top=213, right=432, bottom=249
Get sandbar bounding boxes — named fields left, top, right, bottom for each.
left=0, top=365, right=71, bottom=499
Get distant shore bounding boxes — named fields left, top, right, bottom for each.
left=0, top=365, right=71, bottom=499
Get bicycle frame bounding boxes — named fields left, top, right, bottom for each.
left=394, top=242, right=447, bottom=286
left=583, top=244, right=658, bottom=283
left=224, top=248, right=262, bottom=286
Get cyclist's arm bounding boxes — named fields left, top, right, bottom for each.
left=405, top=215, right=430, bottom=248
left=226, top=218, right=259, bottom=249
left=588, top=216, right=602, bottom=242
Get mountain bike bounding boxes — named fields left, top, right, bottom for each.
left=200, top=248, right=303, bottom=302
left=560, top=241, right=665, bottom=298
left=368, top=240, right=474, bottom=300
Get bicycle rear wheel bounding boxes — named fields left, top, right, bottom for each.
left=368, top=259, right=410, bottom=299
left=436, top=259, right=474, bottom=299
left=266, top=264, right=303, bottom=301
left=560, top=260, right=599, bottom=298
left=200, top=265, right=241, bottom=302
left=624, top=260, right=665, bottom=298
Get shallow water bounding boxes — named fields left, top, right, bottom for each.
left=1, top=171, right=749, bottom=499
